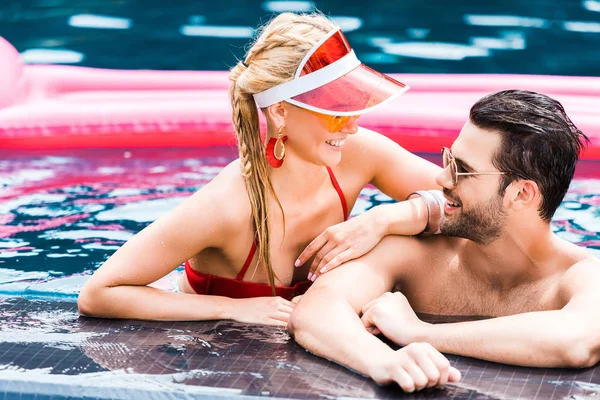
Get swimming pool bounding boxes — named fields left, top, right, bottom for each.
left=2, top=0, right=600, bottom=397
left=1, top=147, right=599, bottom=399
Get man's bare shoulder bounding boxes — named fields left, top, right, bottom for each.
left=558, top=253, right=600, bottom=302
left=362, top=233, right=463, bottom=281
left=561, top=255, right=600, bottom=282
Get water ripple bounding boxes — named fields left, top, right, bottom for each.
left=0, top=148, right=597, bottom=298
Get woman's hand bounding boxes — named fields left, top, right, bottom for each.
left=230, top=296, right=295, bottom=327
left=369, top=343, right=461, bottom=392
left=295, top=208, right=388, bottom=281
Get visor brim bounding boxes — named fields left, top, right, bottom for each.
left=287, top=64, right=409, bottom=116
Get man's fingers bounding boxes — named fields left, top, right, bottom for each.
left=402, top=361, right=429, bottom=391
left=413, top=351, right=443, bottom=388
left=394, top=367, right=416, bottom=393
left=361, top=297, right=380, bottom=315
left=365, top=323, right=378, bottom=334
left=360, top=309, right=375, bottom=330
left=449, top=367, right=461, bottom=383
left=361, top=292, right=393, bottom=315
left=426, top=345, right=451, bottom=387
left=295, top=234, right=327, bottom=267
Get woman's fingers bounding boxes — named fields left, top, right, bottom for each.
left=318, top=249, right=353, bottom=275
left=270, top=308, right=293, bottom=324
left=308, top=241, right=337, bottom=279
left=295, top=233, right=327, bottom=267
left=278, top=304, right=294, bottom=314
left=312, top=246, right=350, bottom=278
left=267, top=317, right=289, bottom=327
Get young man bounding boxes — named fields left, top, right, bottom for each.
left=288, top=90, right=600, bottom=392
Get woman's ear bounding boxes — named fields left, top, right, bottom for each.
left=265, top=102, right=287, bottom=128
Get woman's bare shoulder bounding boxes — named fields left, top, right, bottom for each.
left=186, top=159, right=252, bottom=237
left=337, top=127, right=395, bottom=173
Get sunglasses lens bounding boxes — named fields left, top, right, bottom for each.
left=442, top=148, right=457, bottom=186
left=330, top=116, right=344, bottom=132
left=306, top=108, right=360, bottom=133
left=450, top=162, right=457, bottom=186
left=329, top=115, right=359, bottom=132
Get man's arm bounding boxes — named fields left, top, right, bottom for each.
left=288, top=236, right=460, bottom=391
left=363, top=259, right=600, bottom=368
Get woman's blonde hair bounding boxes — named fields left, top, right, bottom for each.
left=228, top=12, right=336, bottom=294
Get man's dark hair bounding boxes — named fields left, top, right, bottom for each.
left=469, top=90, right=589, bottom=222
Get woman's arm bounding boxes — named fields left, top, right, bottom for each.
left=359, top=127, right=444, bottom=236
left=77, top=163, right=293, bottom=325
left=360, top=128, right=442, bottom=199
left=297, top=128, right=444, bottom=278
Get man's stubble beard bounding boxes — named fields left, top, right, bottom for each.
left=440, top=193, right=507, bottom=245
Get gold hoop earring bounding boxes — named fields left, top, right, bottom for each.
left=266, top=125, right=288, bottom=168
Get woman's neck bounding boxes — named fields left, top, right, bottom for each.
left=269, top=154, right=331, bottom=202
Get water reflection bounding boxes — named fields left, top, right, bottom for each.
left=67, top=14, right=133, bottom=30
left=0, top=149, right=598, bottom=297
left=1, top=1, right=599, bottom=75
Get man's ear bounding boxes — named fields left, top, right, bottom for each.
left=265, top=102, right=287, bottom=129
left=509, top=180, right=540, bottom=211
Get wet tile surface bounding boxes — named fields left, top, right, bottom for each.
left=1, top=297, right=599, bottom=399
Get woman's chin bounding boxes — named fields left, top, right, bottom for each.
left=319, top=152, right=342, bottom=167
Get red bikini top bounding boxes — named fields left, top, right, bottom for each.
left=184, top=167, right=348, bottom=300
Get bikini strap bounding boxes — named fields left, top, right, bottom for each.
left=236, top=238, right=257, bottom=281
left=326, top=167, right=348, bottom=221
left=238, top=168, right=346, bottom=281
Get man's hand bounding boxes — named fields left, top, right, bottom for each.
left=368, top=343, right=461, bottom=392
left=361, top=292, right=427, bottom=345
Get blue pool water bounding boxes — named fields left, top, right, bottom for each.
left=1, top=1, right=600, bottom=398
left=1, top=0, right=600, bottom=76
left=0, top=148, right=599, bottom=400
left=1, top=148, right=599, bottom=300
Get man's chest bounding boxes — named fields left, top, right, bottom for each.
left=396, top=270, right=562, bottom=318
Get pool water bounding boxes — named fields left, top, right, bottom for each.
left=1, top=147, right=599, bottom=300
left=2, top=0, right=600, bottom=76
left=0, top=148, right=599, bottom=400
left=2, top=1, right=600, bottom=398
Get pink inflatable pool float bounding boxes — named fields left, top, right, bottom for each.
left=1, top=36, right=599, bottom=160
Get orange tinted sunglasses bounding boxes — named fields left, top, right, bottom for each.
left=305, top=109, right=360, bottom=133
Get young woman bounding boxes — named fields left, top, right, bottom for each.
left=77, top=12, right=443, bottom=327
